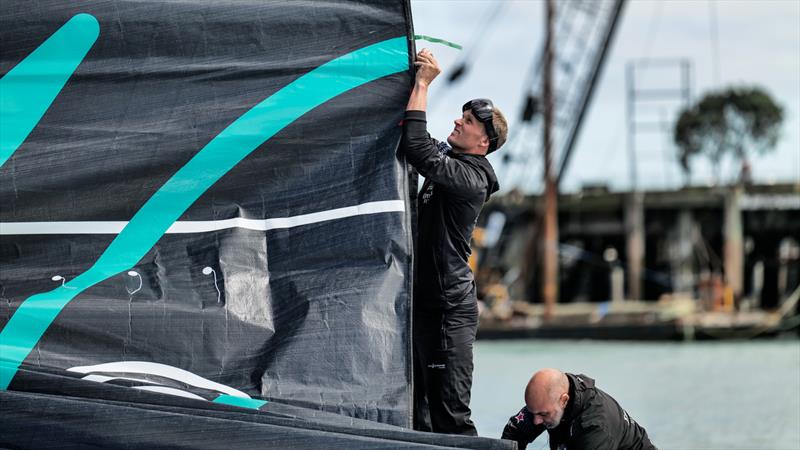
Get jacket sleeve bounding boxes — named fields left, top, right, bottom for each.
left=500, top=407, right=545, bottom=450
left=570, top=424, right=615, bottom=450
left=401, top=110, right=487, bottom=198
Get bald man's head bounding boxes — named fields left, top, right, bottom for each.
left=524, top=369, right=570, bottom=429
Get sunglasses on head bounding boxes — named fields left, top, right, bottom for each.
left=463, top=98, right=498, bottom=153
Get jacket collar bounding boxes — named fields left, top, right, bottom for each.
left=562, top=373, right=596, bottom=423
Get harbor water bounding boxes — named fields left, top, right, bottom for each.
left=471, top=338, right=800, bottom=450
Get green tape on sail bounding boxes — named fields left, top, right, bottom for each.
left=413, top=34, right=462, bottom=50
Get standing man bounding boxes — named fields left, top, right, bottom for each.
left=502, top=369, right=657, bottom=449
left=401, top=48, right=508, bottom=435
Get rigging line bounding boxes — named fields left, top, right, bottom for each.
left=497, top=117, right=533, bottom=185
left=427, top=1, right=507, bottom=112
left=507, top=1, right=605, bottom=192
left=517, top=0, right=574, bottom=101
left=499, top=0, right=571, bottom=160
left=510, top=125, right=544, bottom=192
left=640, top=0, right=664, bottom=60
left=601, top=120, right=625, bottom=164
left=459, top=0, right=506, bottom=61
left=556, top=0, right=628, bottom=186
left=708, top=0, right=722, bottom=86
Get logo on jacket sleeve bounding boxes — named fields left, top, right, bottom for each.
left=422, top=184, right=434, bottom=204
left=436, top=141, right=451, bottom=157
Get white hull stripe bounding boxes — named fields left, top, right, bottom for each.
left=0, top=200, right=405, bottom=235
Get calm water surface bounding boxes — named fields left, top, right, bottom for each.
left=471, top=338, right=800, bottom=450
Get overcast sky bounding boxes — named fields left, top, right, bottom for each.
left=410, top=0, right=800, bottom=193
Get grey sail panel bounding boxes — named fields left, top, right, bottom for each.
left=1, top=0, right=414, bottom=429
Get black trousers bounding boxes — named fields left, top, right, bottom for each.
left=413, top=288, right=479, bottom=436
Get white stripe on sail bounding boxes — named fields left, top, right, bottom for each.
left=0, top=200, right=405, bottom=235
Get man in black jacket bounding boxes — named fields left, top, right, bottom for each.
left=502, top=369, right=657, bottom=450
left=401, top=48, right=508, bottom=435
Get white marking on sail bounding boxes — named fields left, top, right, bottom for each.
left=83, top=374, right=153, bottom=384
left=68, top=361, right=250, bottom=398
left=0, top=200, right=405, bottom=235
left=132, top=385, right=206, bottom=400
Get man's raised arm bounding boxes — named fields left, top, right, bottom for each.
left=406, top=48, right=439, bottom=112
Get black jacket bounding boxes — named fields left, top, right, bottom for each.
left=501, top=373, right=657, bottom=450
left=401, top=110, right=499, bottom=309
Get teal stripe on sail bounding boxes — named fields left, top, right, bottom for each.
left=213, top=394, right=268, bottom=409
left=0, top=13, right=99, bottom=167
left=0, top=36, right=409, bottom=389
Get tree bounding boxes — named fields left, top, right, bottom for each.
left=674, top=87, right=783, bottom=183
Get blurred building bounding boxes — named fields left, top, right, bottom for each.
left=477, top=182, right=800, bottom=311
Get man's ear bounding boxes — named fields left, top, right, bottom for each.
left=480, top=135, right=490, bottom=153
left=560, top=393, right=569, bottom=408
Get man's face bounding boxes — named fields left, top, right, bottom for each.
left=527, top=393, right=567, bottom=429
left=447, top=109, right=488, bottom=153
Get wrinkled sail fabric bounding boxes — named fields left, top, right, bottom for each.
left=1, top=0, right=421, bottom=433
left=1, top=366, right=513, bottom=450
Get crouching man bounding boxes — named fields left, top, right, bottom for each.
left=502, top=368, right=657, bottom=450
